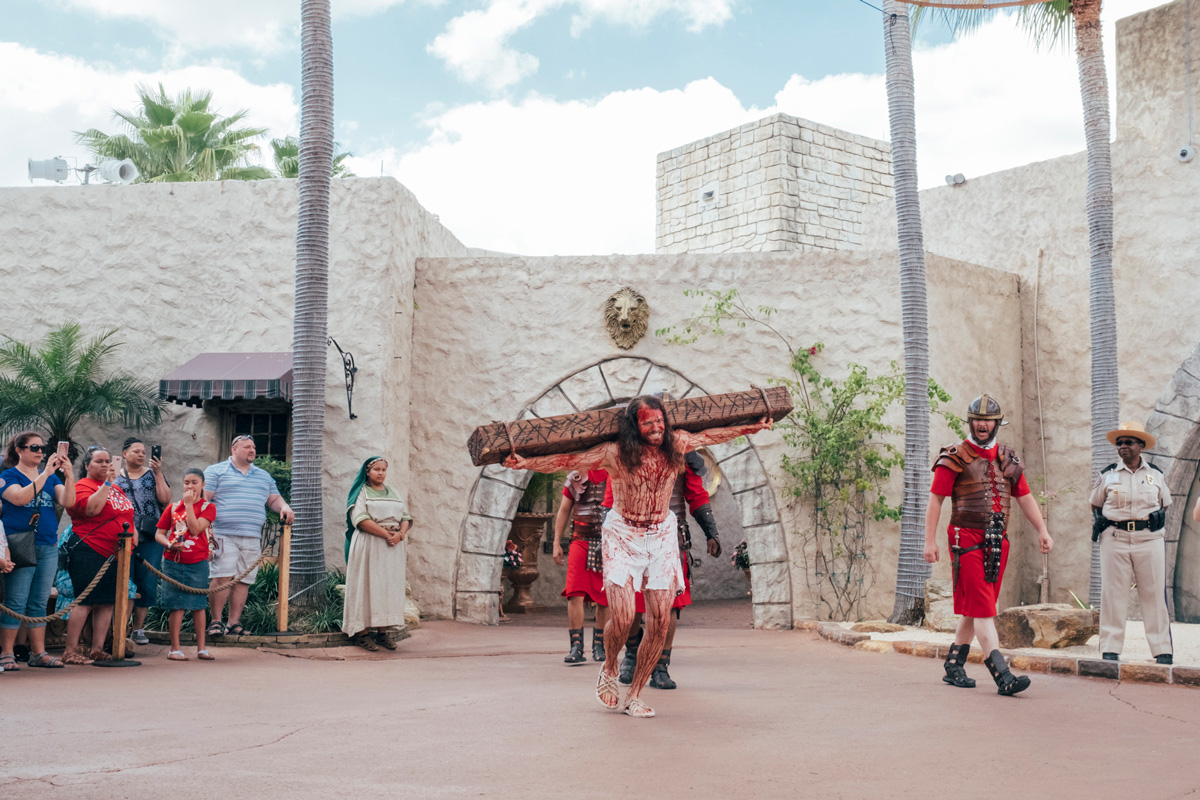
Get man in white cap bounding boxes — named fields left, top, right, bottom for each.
left=1089, top=421, right=1173, bottom=664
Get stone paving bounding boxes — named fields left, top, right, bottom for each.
left=4, top=602, right=1198, bottom=799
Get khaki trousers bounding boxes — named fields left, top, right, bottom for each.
left=1099, top=528, right=1173, bottom=656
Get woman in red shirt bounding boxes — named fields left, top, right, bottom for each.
left=64, top=447, right=135, bottom=663
left=154, top=468, right=217, bottom=661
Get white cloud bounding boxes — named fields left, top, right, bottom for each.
left=353, top=0, right=1169, bottom=255
left=429, top=0, right=737, bottom=90
left=0, top=42, right=298, bottom=186
left=57, top=0, right=415, bottom=56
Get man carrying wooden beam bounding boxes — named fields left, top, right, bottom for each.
left=503, top=394, right=771, bottom=718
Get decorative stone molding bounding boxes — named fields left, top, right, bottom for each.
left=452, top=357, right=793, bottom=629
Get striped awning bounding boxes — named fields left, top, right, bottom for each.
left=160, top=352, right=293, bottom=407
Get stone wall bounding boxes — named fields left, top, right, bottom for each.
left=655, top=114, right=893, bottom=254
left=860, top=0, right=1200, bottom=611
left=0, top=178, right=468, bottom=574
left=410, top=250, right=1020, bottom=625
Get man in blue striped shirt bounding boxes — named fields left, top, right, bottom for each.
left=204, top=435, right=294, bottom=637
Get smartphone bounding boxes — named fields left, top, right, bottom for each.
left=57, top=441, right=69, bottom=460
left=111, top=455, right=124, bottom=476
left=151, top=445, right=162, bottom=461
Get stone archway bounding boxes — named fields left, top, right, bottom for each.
left=1145, top=342, right=1200, bottom=621
left=451, top=356, right=793, bottom=629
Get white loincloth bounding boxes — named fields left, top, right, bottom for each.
left=602, top=511, right=685, bottom=595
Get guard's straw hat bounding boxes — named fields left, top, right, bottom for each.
left=1105, top=420, right=1156, bottom=450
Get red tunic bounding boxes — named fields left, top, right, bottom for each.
left=931, top=440, right=1031, bottom=618
left=604, top=468, right=710, bottom=612
left=561, top=469, right=609, bottom=605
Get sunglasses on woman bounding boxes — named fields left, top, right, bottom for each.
left=20, top=443, right=46, bottom=453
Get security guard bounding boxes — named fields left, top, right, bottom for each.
left=1089, top=421, right=1173, bottom=664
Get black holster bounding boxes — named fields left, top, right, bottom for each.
left=1092, top=506, right=1108, bottom=542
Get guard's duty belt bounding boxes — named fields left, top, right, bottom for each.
left=1105, top=518, right=1151, bottom=531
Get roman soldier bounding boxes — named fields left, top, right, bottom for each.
left=552, top=469, right=610, bottom=664
left=923, top=394, right=1053, bottom=696
left=614, top=449, right=721, bottom=690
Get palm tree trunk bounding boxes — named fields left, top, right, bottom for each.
left=1073, top=0, right=1117, bottom=608
left=292, top=0, right=335, bottom=597
left=882, top=1, right=933, bottom=625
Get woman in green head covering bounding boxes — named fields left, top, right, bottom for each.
left=343, top=456, right=413, bottom=651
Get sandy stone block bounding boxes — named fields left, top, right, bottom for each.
left=469, top=477, right=525, bottom=520
left=559, top=366, right=611, bottom=411
left=461, top=514, right=510, bottom=555
left=1049, top=657, right=1079, bottom=675
left=745, top=522, right=787, bottom=564
left=457, top=552, right=503, bottom=592
left=719, top=447, right=765, bottom=492
left=1171, top=666, right=1200, bottom=687
left=1156, top=369, right=1200, bottom=422
left=892, top=641, right=916, bottom=655
left=1146, top=411, right=1196, bottom=459
left=750, top=560, right=790, bottom=604
left=753, top=602, right=792, bottom=630
left=1120, top=663, right=1171, bottom=684
left=851, top=621, right=906, bottom=633
left=912, top=641, right=939, bottom=659
left=704, top=441, right=751, bottom=467
left=600, top=358, right=652, bottom=400
left=1009, top=655, right=1051, bottom=673
left=794, top=618, right=821, bottom=631
left=737, top=485, right=778, bottom=528
left=455, top=590, right=499, bottom=625
left=854, top=640, right=895, bottom=653
left=1078, top=659, right=1120, bottom=680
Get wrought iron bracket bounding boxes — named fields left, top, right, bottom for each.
left=328, top=336, right=358, bottom=420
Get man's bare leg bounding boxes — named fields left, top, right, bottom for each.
left=567, top=595, right=584, bottom=629
left=625, top=587, right=672, bottom=713
left=227, top=582, right=250, bottom=627
left=598, top=582, right=635, bottom=708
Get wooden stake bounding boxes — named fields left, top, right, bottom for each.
left=277, top=523, right=291, bottom=632
left=112, top=523, right=133, bottom=660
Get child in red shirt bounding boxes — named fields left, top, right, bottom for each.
left=154, top=469, right=217, bottom=661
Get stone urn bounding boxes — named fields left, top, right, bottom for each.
left=504, top=512, right=552, bottom=614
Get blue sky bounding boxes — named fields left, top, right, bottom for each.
left=0, top=0, right=1169, bottom=253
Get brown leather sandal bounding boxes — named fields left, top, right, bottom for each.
left=352, top=632, right=379, bottom=652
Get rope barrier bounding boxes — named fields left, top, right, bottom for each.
left=0, top=556, right=115, bottom=625
left=135, top=546, right=277, bottom=596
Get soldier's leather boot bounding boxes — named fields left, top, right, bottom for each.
left=984, top=649, right=1031, bottom=696
left=942, top=643, right=976, bottom=688
left=649, top=648, right=676, bottom=690
left=563, top=628, right=586, bottom=664
left=591, top=627, right=606, bottom=662
left=618, top=627, right=642, bottom=684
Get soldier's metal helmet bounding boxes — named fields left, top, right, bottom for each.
left=966, top=394, right=1007, bottom=426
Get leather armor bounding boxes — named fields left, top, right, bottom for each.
left=934, top=442, right=1024, bottom=530
left=570, top=475, right=607, bottom=540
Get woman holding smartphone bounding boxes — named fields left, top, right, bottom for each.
left=63, top=446, right=135, bottom=663
left=0, top=431, right=77, bottom=670
left=113, top=437, right=170, bottom=646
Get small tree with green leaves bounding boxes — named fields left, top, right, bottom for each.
left=659, top=289, right=961, bottom=620
left=0, top=323, right=165, bottom=459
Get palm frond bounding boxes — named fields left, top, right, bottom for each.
left=913, top=0, right=1074, bottom=53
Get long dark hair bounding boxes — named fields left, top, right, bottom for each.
left=617, top=395, right=684, bottom=474
left=2, top=430, right=44, bottom=470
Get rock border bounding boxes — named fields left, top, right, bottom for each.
left=143, top=628, right=410, bottom=650
left=797, top=619, right=1200, bottom=689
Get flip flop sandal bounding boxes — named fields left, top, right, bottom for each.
left=0, top=654, right=20, bottom=671
left=196, top=650, right=216, bottom=661
left=167, top=651, right=189, bottom=661
left=225, top=624, right=246, bottom=636
left=623, top=698, right=655, bottom=718
left=596, top=669, right=620, bottom=709
left=206, top=621, right=226, bottom=637
left=28, top=652, right=65, bottom=668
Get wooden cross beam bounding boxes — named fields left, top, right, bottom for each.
left=467, top=385, right=793, bottom=467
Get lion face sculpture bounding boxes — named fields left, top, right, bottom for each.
left=604, top=287, right=649, bottom=350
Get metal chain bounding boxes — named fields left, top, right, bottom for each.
left=0, top=556, right=115, bottom=624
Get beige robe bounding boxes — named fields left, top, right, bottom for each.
left=342, top=485, right=412, bottom=637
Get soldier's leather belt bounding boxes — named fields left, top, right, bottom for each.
left=1107, top=518, right=1150, bottom=531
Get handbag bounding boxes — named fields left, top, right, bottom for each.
left=8, top=511, right=39, bottom=569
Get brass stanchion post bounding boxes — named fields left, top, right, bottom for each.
left=96, top=522, right=141, bottom=667
left=276, top=523, right=291, bottom=633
